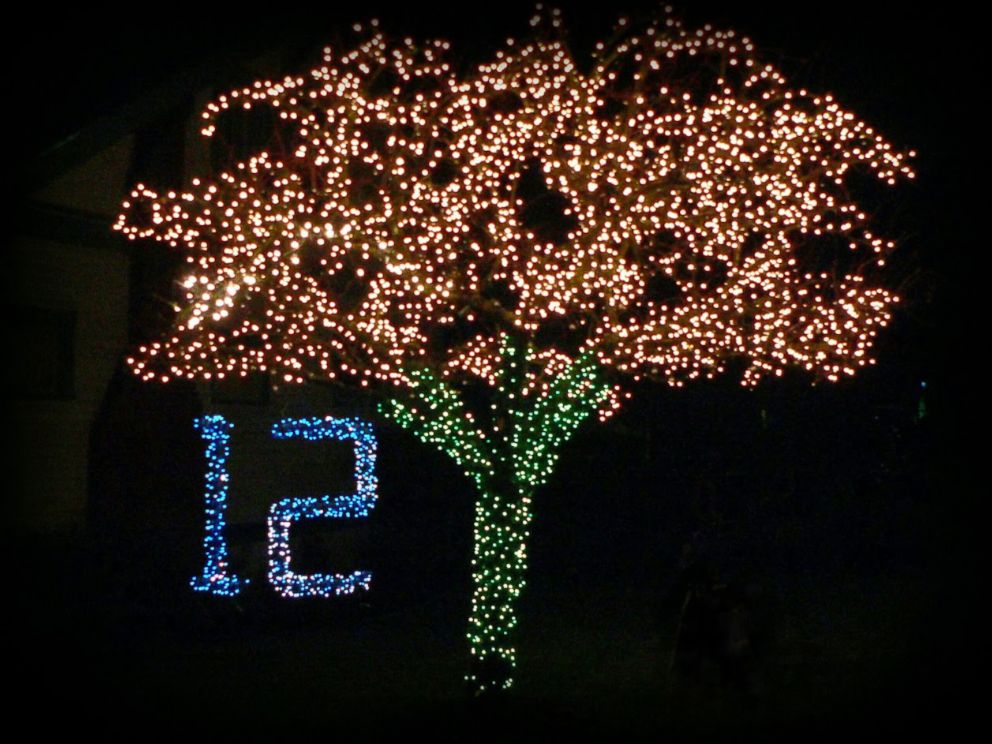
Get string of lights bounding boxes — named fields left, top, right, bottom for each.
left=190, top=415, right=248, bottom=596
left=268, top=417, right=379, bottom=598
left=381, top=335, right=613, bottom=691
left=117, top=6, right=912, bottom=393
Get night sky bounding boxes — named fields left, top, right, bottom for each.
left=8, top=1, right=981, bottom=738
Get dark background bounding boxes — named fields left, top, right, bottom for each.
left=6, top=1, right=982, bottom=738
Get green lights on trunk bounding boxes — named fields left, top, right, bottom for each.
left=381, top=335, right=611, bottom=693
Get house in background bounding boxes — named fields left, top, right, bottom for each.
left=9, top=45, right=379, bottom=565
left=11, top=133, right=136, bottom=535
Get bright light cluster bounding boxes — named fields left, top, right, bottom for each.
left=190, top=414, right=248, bottom=596
left=267, top=416, right=378, bottom=598
left=119, top=5, right=914, bottom=693
left=117, top=5, right=913, bottom=399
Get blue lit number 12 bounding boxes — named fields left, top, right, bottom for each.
left=190, top=414, right=378, bottom=598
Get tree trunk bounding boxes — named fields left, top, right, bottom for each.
left=465, top=475, right=533, bottom=695
left=377, top=344, right=609, bottom=695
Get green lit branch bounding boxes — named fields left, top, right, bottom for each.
left=379, top=368, right=493, bottom=489
left=510, top=350, right=614, bottom=491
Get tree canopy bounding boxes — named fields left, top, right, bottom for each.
left=117, top=6, right=913, bottom=408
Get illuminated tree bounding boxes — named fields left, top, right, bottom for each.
left=116, top=6, right=914, bottom=694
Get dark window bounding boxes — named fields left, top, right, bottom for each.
left=9, top=306, right=76, bottom=400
